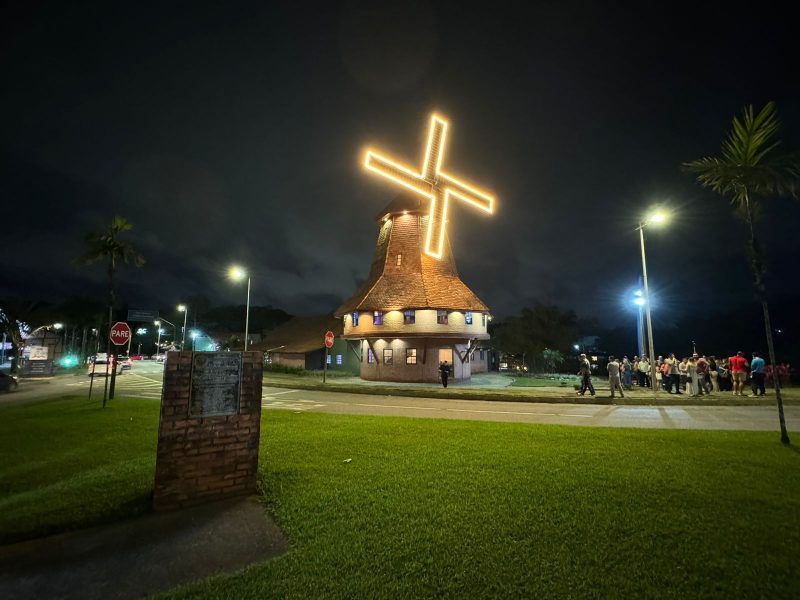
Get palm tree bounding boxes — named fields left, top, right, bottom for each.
left=684, top=102, right=800, bottom=445
left=79, top=216, right=144, bottom=405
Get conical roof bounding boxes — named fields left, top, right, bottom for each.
left=335, top=193, right=489, bottom=315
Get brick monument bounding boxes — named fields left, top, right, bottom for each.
left=153, top=351, right=263, bottom=511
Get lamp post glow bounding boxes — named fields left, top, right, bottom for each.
left=638, top=210, right=669, bottom=395
left=228, top=265, right=251, bottom=351
left=177, top=304, right=188, bottom=349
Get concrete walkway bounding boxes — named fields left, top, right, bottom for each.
left=0, top=496, right=289, bottom=600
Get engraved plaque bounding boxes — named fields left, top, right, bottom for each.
left=189, top=353, right=242, bottom=417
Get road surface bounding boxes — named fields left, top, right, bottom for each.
left=4, top=363, right=798, bottom=432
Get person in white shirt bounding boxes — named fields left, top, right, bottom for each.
left=606, top=356, right=625, bottom=398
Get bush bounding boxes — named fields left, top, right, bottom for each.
left=264, top=363, right=308, bottom=376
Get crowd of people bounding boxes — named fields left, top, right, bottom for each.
left=577, top=351, right=792, bottom=398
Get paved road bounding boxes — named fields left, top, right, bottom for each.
left=5, top=365, right=798, bottom=432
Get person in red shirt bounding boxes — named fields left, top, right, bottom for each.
left=729, top=351, right=749, bottom=396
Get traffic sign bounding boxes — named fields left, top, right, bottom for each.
left=110, top=322, right=132, bottom=346
left=324, top=330, right=335, bottom=348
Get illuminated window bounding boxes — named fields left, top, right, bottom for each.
left=373, top=311, right=383, bottom=325
left=326, top=354, right=332, bottom=364
left=403, top=310, right=415, bottom=324
left=437, top=310, right=448, bottom=325
left=396, top=253, right=402, bottom=266
left=383, top=349, right=393, bottom=365
left=367, top=349, right=375, bottom=363
left=482, top=313, right=487, bottom=327
left=465, top=311, right=473, bottom=325
left=352, top=311, right=359, bottom=326
left=336, top=354, right=343, bottom=365
left=406, top=348, right=417, bottom=364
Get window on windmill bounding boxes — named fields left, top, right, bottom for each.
left=437, top=310, right=448, bottom=325
left=403, top=309, right=415, bottom=324
left=465, top=311, right=473, bottom=325
left=373, top=311, right=383, bottom=325
left=480, top=349, right=485, bottom=360
left=352, top=311, right=359, bottom=326
left=396, top=253, right=402, bottom=266
left=336, top=354, right=343, bottom=365
left=367, top=348, right=375, bottom=363
left=383, top=349, right=393, bottom=365
left=482, top=313, right=487, bottom=327
left=326, top=354, right=332, bottom=364
left=406, top=348, right=417, bottom=364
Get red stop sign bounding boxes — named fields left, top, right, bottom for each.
left=324, top=330, right=335, bottom=348
left=110, top=322, right=132, bottom=346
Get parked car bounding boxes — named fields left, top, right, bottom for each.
left=154, top=354, right=167, bottom=363
left=87, top=354, right=123, bottom=377
left=0, top=372, right=19, bottom=393
left=130, top=355, right=144, bottom=361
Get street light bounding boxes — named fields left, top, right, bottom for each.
left=637, top=209, right=669, bottom=395
left=154, top=320, right=162, bottom=356
left=177, top=304, right=188, bottom=349
left=228, top=265, right=251, bottom=351
left=157, top=317, right=177, bottom=346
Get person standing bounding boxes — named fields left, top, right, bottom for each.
left=622, top=356, right=632, bottom=389
left=729, top=351, right=749, bottom=396
left=694, top=354, right=708, bottom=395
left=607, top=356, right=625, bottom=398
left=708, top=356, right=720, bottom=392
left=686, top=356, right=699, bottom=396
left=638, top=355, right=651, bottom=388
left=439, top=361, right=450, bottom=388
left=665, top=353, right=681, bottom=394
left=577, top=353, right=595, bottom=397
left=750, top=352, right=766, bottom=396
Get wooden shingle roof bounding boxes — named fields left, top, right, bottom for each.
left=335, top=194, right=489, bottom=315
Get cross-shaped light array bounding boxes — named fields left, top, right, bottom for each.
left=363, top=113, right=495, bottom=259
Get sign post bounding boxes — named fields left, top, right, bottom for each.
left=108, top=322, right=132, bottom=401
left=323, top=330, right=334, bottom=383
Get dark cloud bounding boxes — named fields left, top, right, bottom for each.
left=2, top=0, right=799, bottom=326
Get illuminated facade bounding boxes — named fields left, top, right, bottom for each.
left=335, top=193, right=491, bottom=383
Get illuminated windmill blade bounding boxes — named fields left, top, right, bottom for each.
left=424, top=189, right=450, bottom=259
left=439, top=174, right=494, bottom=214
left=364, top=151, right=432, bottom=198
left=421, top=115, right=447, bottom=182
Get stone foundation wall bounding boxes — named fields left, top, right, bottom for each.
left=153, top=351, right=263, bottom=511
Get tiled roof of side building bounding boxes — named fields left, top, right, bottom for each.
left=335, top=193, right=489, bottom=315
left=250, top=314, right=342, bottom=354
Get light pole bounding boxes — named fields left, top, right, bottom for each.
left=154, top=320, right=163, bottom=356
left=157, top=317, right=177, bottom=346
left=228, top=265, right=251, bottom=351
left=637, top=210, right=668, bottom=396
left=177, top=304, right=188, bottom=349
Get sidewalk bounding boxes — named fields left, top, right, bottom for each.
left=0, top=496, right=289, bottom=600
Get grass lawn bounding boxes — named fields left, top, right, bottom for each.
left=2, top=396, right=799, bottom=598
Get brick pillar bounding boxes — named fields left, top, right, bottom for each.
left=153, top=351, right=263, bottom=511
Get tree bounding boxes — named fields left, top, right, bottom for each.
left=541, top=348, right=565, bottom=374
left=492, top=303, right=578, bottom=373
left=79, top=216, right=145, bottom=406
left=684, top=102, right=800, bottom=445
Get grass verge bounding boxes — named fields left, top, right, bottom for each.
left=0, top=395, right=158, bottom=544
left=1, top=396, right=798, bottom=597
left=263, top=373, right=800, bottom=406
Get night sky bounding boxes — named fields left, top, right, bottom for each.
left=3, top=1, right=799, bottom=329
